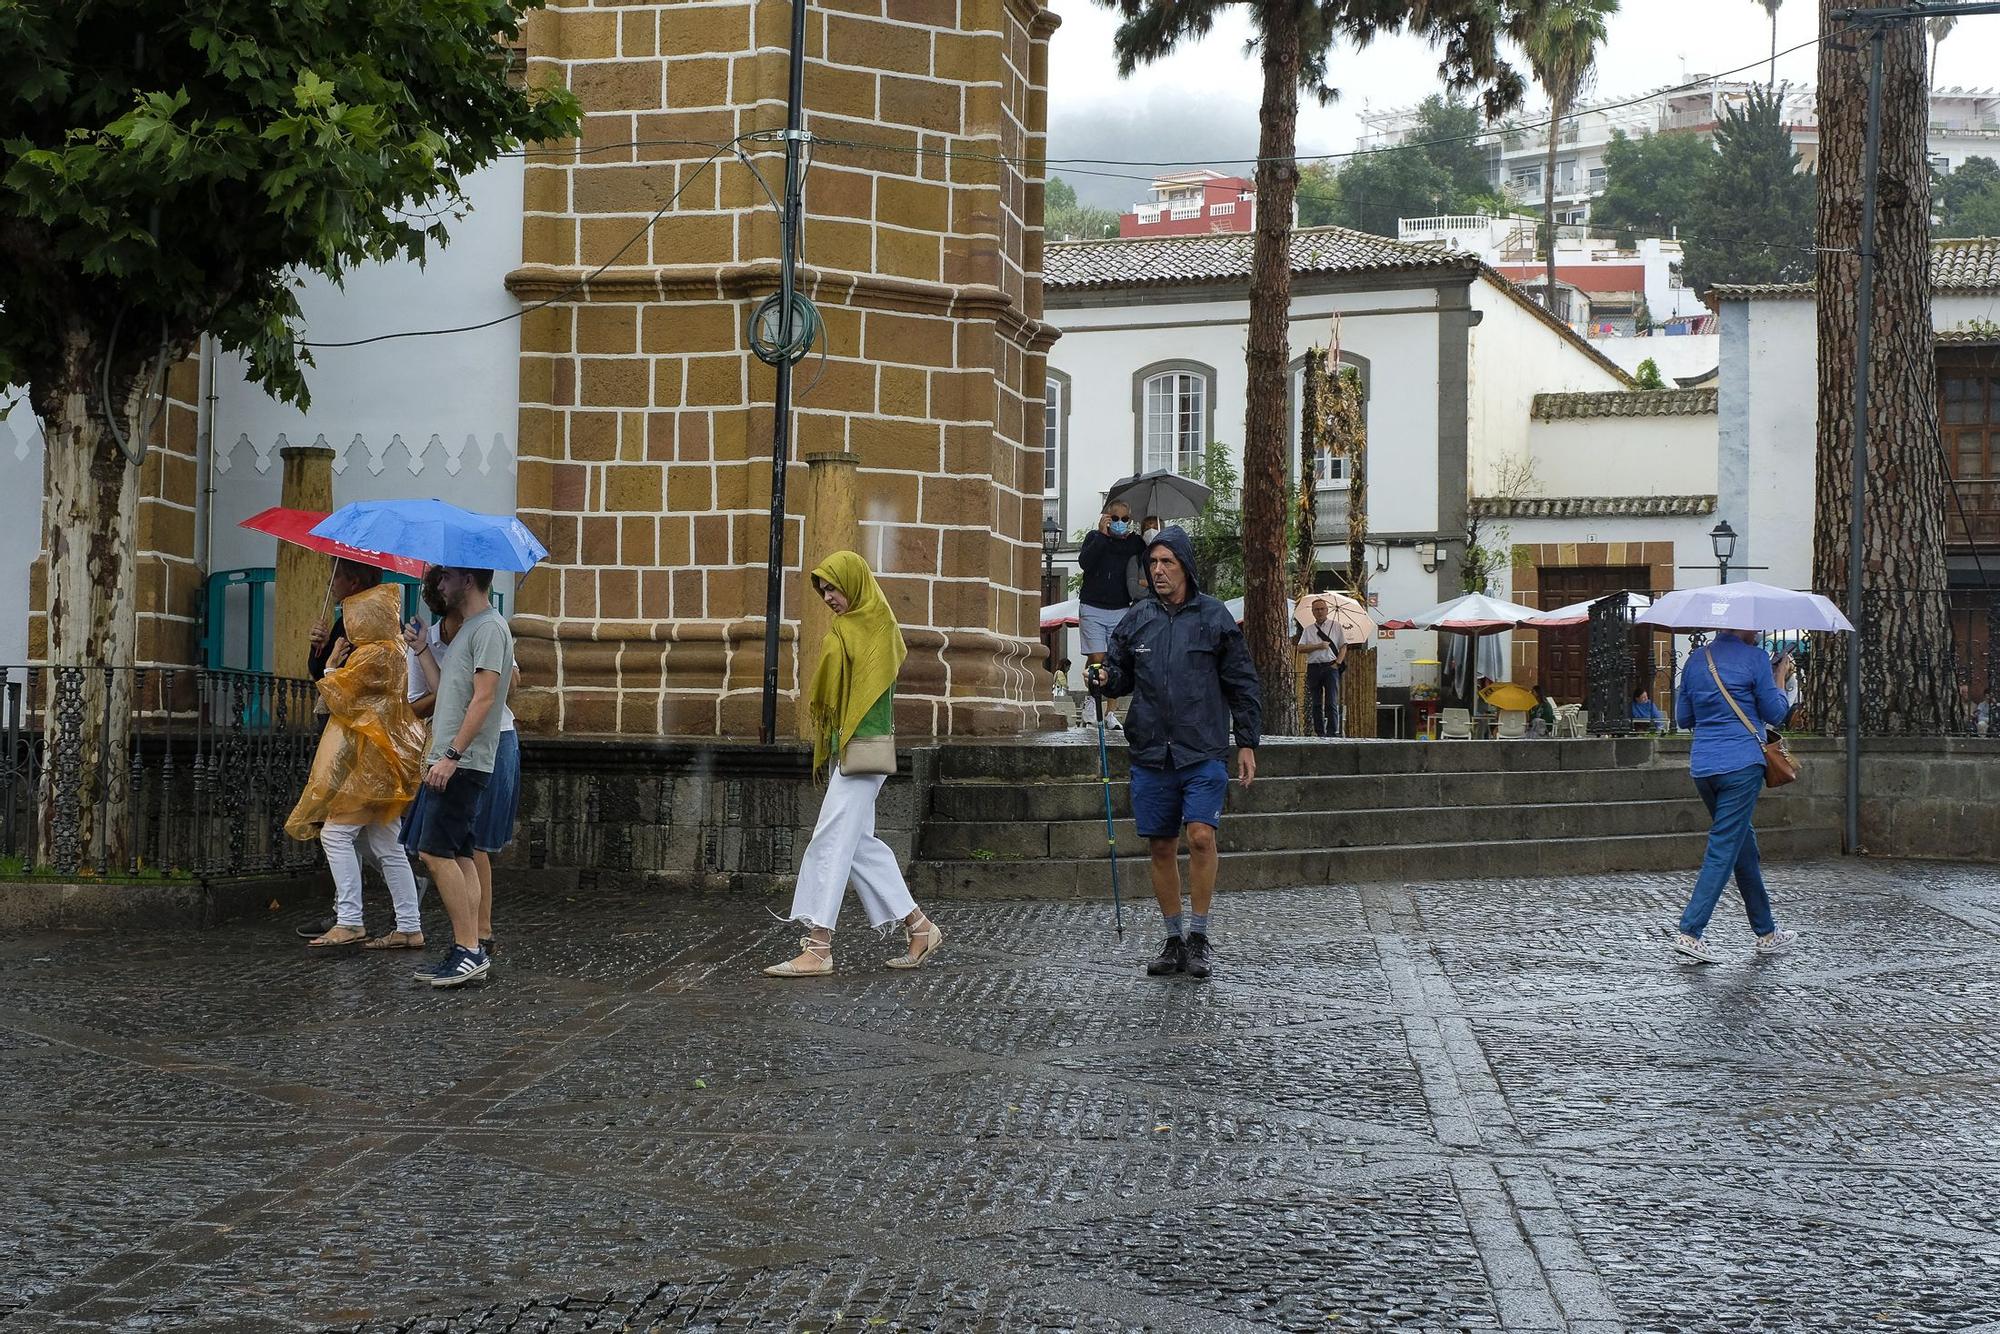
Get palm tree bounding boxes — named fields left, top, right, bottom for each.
left=1929, top=14, right=1957, bottom=84
left=1756, top=0, right=1782, bottom=91
left=1096, top=0, right=1539, bottom=732
left=1522, top=0, right=1619, bottom=324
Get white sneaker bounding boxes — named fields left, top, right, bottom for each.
left=1106, top=713, right=1122, bottom=730
left=1755, top=928, right=1799, bottom=955
left=1671, top=932, right=1722, bottom=965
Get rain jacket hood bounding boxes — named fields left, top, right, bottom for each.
left=1098, top=525, right=1261, bottom=769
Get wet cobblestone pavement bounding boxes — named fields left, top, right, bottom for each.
left=5, top=858, right=2000, bottom=1332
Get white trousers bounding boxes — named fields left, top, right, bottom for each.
left=786, top=765, right=916, bottom=931
left=321, top=821, right=422, bottom=933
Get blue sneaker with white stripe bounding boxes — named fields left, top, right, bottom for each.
left=428, top=945, right=491, bottom=989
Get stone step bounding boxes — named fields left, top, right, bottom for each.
left=929, top=736, right=1662, bottom=783
left=926, top=764, right=1695, bottom=823
left=918, top=793, right=1828, bottom=861
left=909, top=822, right=1844, bottom=900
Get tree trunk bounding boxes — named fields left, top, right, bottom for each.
left=1244, top=1, right=1304, bottom=736
left=1543, top=95, right=1563, bottom=316
left=1770, top=14, right=1779, bottom=93
left=1295, top=347, right=1322, bottom=597
left=35, top=327, right=144, bottom=872
left=1810, top=10, right=1959, bottom=739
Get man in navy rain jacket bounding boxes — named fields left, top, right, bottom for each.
left=1086, top=526, right=1261, bottom=981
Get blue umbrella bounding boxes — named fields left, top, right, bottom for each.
left=309, top=499, right=548, bottom=573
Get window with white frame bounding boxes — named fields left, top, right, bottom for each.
left=1143, top=371, right=1207, bottom=476
left=1043, top=375, right=1065, bottom=496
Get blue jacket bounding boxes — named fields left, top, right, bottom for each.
left=1675, top=635, right=1791, bottom=778
left=1098, top=526, right=1263, bottom=769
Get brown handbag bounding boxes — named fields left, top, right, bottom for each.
left=1705, top=650, right=1798, bottom=788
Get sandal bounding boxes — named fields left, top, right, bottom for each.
left=763, top=935, right=834, bottom=978
left=307, top=924, right=368, bottom=949
left=363, top=930, right=425, bottom=951
left=885, top=919, right=944, bottom=970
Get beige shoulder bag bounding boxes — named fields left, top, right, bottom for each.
left=1705, top=650, right=1798, bottom=788
left=839, top=733, right=896, bottom=776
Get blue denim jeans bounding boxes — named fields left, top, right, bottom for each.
left=1678, top=763, right=1777, bottom=939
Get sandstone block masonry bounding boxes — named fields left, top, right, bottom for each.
left=508, top=0, right=1062, bottom=739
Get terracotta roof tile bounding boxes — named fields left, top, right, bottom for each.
left=1709, top=237, right=2000, bottom=303
left=1470, top=495, right=1718, bottom=519
left=1531, top=388, right=1719, bottom=420
left=1044, top=226, right=1472, bottom=291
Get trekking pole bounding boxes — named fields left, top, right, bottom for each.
left=1088, top=672, right=1124, bottom=942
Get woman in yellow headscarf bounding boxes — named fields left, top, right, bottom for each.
left=285, top=580, right=427, bottom=949
left=764, top=551, right=945, bottom=977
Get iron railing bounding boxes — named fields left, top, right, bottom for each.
left=0, top=666, right=322, bottom=881
left=1583, top=589, right=2000, bottom=739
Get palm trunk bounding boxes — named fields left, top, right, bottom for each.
left=35, top=327, right=143, bottom=872
left=1543, top=96, right=1563, bottom=318
left=1295, top=349, right=1322, bottom=596
left=1770, top=15, right=1779, bottom=93
left=1245, top=1, right=1304, bottom=736
left=1810, top=8, right=1958, bottom=738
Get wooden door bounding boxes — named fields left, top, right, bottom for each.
left=1533, top=565, right=1652, bottom=705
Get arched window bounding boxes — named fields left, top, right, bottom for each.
left=1133, top=359, right=1215, bottom=478
left=1287, top=350, right=1370, bottom=487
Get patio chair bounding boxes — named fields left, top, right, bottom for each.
left=1494, top=709, right=1527, bottom=739
left=1554, top=703, right=1585, bottom=738
left=1438, top=707, right=1473, bottom=740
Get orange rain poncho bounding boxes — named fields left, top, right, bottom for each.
left=284, top=583, right=426, bottom=839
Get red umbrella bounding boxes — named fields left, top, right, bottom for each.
left=239, top=506, right=429, bottom=578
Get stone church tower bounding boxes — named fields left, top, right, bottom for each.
left=508, top=0, right=1060, bottom=740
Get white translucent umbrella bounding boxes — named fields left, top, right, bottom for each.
left=1524, top=591, right=1652, bottom=627
left=1636, top=581, right=1854, bottom=634
left=1293, top=591, right=1377, bottom=645
left=1039, top=598, right=1079, bottom=630
left=1390, top=591, right=1542, bottom=637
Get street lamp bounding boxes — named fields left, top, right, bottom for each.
left=1709, top=519, right=1737, bottom=585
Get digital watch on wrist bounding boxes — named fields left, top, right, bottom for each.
left=443, top=746, right=462, bottom=762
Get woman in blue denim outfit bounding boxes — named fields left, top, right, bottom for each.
left=1671, top=629, right=1800, bottom=964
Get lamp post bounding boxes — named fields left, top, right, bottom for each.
left=1710, top=519, right=1737, bottom=585
left=1041, top=514, right=1063, bottom=597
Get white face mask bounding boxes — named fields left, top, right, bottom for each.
left=1142, top=527, right=1161, bottom=544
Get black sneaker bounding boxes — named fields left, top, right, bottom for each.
left=1183, top=932, right=1214, bottom=982
left=1146, top=935, right=1187, bottom=977
left=294, top=914, right=335, bottom=940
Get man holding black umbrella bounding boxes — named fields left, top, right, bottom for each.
left=1086, top=526, right=1260, bottom=982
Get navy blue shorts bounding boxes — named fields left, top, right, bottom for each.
left=1130, top=758, right=1229, bottom=839
left=472, top=729, right=520, bottom=854
left=417, top=766, right=489, bottom=860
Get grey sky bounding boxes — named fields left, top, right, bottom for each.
left=1046, top=0, right=2000, bottom=209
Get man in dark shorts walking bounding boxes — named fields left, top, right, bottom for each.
left=1086, top=526, right=1261, bottom=981
left=412, top=567, right=513, bottom=989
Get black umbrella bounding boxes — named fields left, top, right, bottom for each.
left=1103, top=469, right=1213, bottom=521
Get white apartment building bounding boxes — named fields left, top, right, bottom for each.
left=1359, top=80, right=2000, bottom=225
left=1395, top=213, right=1709, bottom=330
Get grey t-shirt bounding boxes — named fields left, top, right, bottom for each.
left=426, top=607, right=513, bottom=772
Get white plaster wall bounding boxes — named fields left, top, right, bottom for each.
left=0, top=398, right=42, bottom=665
left=1466, top=282, right=1629, bottom=494
left=1586, top=333, right=1720, bottom=382
left=1528, top=413, right=1717, bottom=499
left=1046, top=286, right=1442, bottom=545
left=1725, top=289, right=2000, bottom=592
left=205, top=159, right=527, bottom=605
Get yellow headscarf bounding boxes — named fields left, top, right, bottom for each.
left=805, top=551, right=906, bottom=776
left=284, top=583, right=426, bottom=838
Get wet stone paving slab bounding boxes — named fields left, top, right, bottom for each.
left=2, top=859, right=1999, bottom=1332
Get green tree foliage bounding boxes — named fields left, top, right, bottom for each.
left=1934, top=157, right=2000, bottom=239
left=1299, top=93, right=1504, bottom=234
left=1590, top=129, right=1714, bottom=242
left=1632, top=357, right=1666, bottom=389
left=1186, top=441, right=1303, bottom=602
left=1044, top=175, right=1121, bottom=241
left=1521, top=0, right=1619, bottom=305
left=1, top=3, right=580, bottom=409
left=1679, top=85, right=1814, bottom=292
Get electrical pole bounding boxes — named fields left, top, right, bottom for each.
left=759, top=0, right=810, bottom=746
